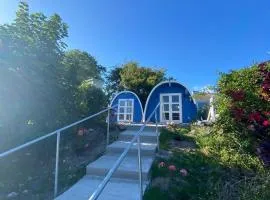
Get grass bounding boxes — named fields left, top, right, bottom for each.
left=144, top=125, right=270, bottom=200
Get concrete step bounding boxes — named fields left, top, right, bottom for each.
left=86, top=153, right=154, bottom=181
left=56, top=175, right=147, bottom=200
left=119, top=130, right=158, bottom=143
left=106, top=141, right=157, bottom=156
left=125, top=125, right=159, bottom=132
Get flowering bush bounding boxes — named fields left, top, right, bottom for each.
left=216, top=62, right=270, bottom=139
left=216, top=62, right=270, bottom=165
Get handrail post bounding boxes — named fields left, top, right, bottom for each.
left=155, top=110, right=159, bottom=152
left=54, top=130, right=61, bottom=198
left=137, top=135, right=143, bottom=200
left=106, top=104, right=110, bottom=147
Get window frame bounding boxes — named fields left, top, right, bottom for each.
left=117, top=99, right=134, bottom=122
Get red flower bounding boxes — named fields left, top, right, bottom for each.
left=262, top=120, right=270, bottom=127
left=262, top=83, right=270, bottom=91
left=248, top=112, right=261, bottom=122
left=232, top=107, right=244, bottom=121
left=227, top=90, right=245, bottom=101
left=263, top=111, right=270, bottom=117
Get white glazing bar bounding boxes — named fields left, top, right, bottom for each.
left=155, top=110, right=159, bottom=151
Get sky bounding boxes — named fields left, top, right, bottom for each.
left=1, top=0, right=270, bottom=91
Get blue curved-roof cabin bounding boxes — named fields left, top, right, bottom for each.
left=110, top=91, right=143, bottom=123
left=143, top=81, right=197, bottom=124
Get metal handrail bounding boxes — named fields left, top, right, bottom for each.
left=0, top=104, right=118, bottom=198
left=0, top=105, right=117, bottom=158
left=89, top=102, right=160, bottom=200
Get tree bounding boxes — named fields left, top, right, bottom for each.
left=106, top=62, right=166, bottom=106
left=61, top=50, right=107, bottom=120
left=105, top=67, right=125, bottom=98
left=0, top=2, right=68, bottom=145
left=0, top=2, right=106, bottom=150
left=62, top=50, right=105, bottom=87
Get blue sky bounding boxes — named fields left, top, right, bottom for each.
left=1, top=0, right=270, bottom=91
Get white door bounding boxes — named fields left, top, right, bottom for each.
left=160, top=93, right=182, bottom=123
left=117, top=99, right=134, bottom=122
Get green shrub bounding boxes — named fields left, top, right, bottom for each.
left=159, top=126, right=192, bottom=149
left=192, top=126, right=263, bottom=172
left=147, top=126, right=268, bottom=200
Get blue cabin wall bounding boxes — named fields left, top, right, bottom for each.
left=110, top=92, right=143, bottom=123
left=144, top=82, right=197, bottom=123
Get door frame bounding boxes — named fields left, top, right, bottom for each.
left=117, top=99, right=134, bottom=122
left=160, top=93, right=182, bottom=123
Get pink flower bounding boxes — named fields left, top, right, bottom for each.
left=168, top=165, right=176, bottom=171
left=77, top=128, right=84, bottom=136
left=158, top=162, right=165, bottom=168
left=262, top=120, right=270, bottom=127
left=179, top=168, right=188, bottom=176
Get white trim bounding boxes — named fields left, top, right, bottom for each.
left=143, top=80, right=195, bottom=122
left=160, top=93, right=182, bottom=123
left=110, top=90, right=143, bottom=121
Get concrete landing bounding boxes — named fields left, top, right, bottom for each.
left=56, top=126, right=158, bottom=200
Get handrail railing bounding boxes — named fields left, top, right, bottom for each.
left=0, top=104, right=118, bottom=198
left=89, top=102, right=160, bottom=200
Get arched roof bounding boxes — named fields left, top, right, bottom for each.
left=143, top=80, right=196, bottom=121
left=110, top=90, right=143, bottom=114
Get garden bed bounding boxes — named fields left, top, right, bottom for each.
left=0, top=123, right=122, bottom=200
left=144, top=126, right=270, bottom=200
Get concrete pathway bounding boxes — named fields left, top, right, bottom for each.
left=56, top=126, right=158, bottom=200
